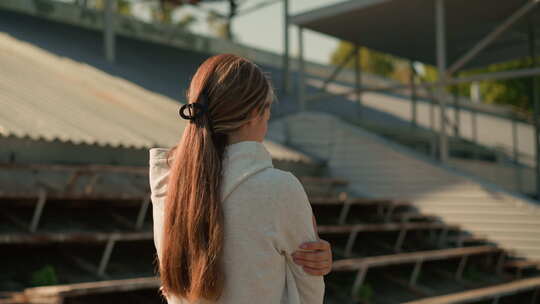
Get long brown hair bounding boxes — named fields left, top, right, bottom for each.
left=158, top=54, right=275, bottom=302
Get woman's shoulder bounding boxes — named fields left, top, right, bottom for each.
left=244, top=167, right=305, bottom=196
left=248, top=167, right=293, bottom=182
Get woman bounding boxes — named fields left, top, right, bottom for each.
left=149, top=54, right=332, bottom=304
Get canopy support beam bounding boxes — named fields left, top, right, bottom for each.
left=435, top=0, right=448, bottom=163
left=529, top=19, right=540, bottom=199
left=447, top=0, right=540, bottom=75
left=104, top=0, right=115, bottom=63
left=282, top=0, right=290, bottom=95
left=298, top=26, right=306, bottom=111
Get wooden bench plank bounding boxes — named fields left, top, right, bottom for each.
left=332, top=246, right=500, bottom=271
left=23, top=276, right=159, bottom=299
left=1, top=192, right=146, bottom=201
left=0, top=163, right=148, bottom=174
left=505, top=259, right=540, bottom=270
left=0, top=232, right=152, bottom=244
left=309, top=196, right=411, bottom=206
left=298, top=176, right=348, bottom=185
left=318, top=222, right=458, bottom=234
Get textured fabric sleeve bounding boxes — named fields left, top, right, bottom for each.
left=148, top=155, right=169, bottom=264
left=275, top=171, right=325, bottom=304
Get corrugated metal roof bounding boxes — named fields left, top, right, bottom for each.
left=0, top=32, right=183, bottom=149
left=0, top=32, right=315, bottom=164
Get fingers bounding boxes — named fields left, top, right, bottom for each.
left=292, top=248, right=332, bottom=276
left=293, top=240, right=332, bottom=262
left=298, top=239, right=331, bottom=251
left=292, top=250, right=328, bottom=262
left=293, top=239, right=333, bottom=276
left=292, top=255, right=330, bottom=270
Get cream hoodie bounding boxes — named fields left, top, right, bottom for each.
left=149, top=140, right=325, bottom=304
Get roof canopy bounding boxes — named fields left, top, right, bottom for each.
left=290, top=0, right=540, bottom=69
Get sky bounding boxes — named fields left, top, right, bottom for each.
left=132, top=0, right=346, bottom=64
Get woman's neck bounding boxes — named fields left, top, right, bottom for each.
left=227, top=134, right=262, bottom=146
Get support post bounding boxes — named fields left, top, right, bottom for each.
left=410, top=61, right=418, bottom=128
left=394, top=229, right=407, bottom=252
left=135, top=194, right=151, bottom=230
left=409, top=259, right=423, bottom=286
left=352, top=267, right=368, bottom=300
left=437, top=226, right=449, bottom=248
left=338, top=198, right=352, bottom=225
left=384, top=204, right=396, bottom=223
left=104, top=0, right=116, bottom=63
left=453, top=92, right=461, bottom=137
left=282, top=0, right=290, bottom=95
left=430, top=98, right=437, bottom=159
left=84, top=174, right=100, bottom=195
left=512, top=117, right=524, bottom=193
left=455, top=255, right=468, bottom=280
left=98, top=237, right=117, bottom=276
left=344, top=229, right=359, bottom=257
left=529, top=20, right=540, bottom=200
left=435, top=0, right=449, bottom=163
left=512, top=118, right=520, bottom=163
left=355, top=45, right=363, bottom=119
left=471, top=108, right=478, bottom=160
left=496, top=252, right=505, bottom=275
left=30, top=188, right=47, bottom=232
left=297, top=26, right=305, bottom=112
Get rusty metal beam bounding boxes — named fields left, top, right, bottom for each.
left=98, top=237, right=116, bottom=277
left=135, top=194, right=151, bottom=230
left=29, top=188, right=47, bottom=232
left=0, top=163, right=148, bottom=174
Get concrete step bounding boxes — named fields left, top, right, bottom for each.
left=367, top=190, right=494, bottom=198
left=412, top=198, right=514, bottom=206
left=496, top=239, right=540, bottom=249
left=458, top=225, right=540, bottom=239
left=435, top=213, right=540, bottom=222
left=439, top=217, right=540, bottom=230
left=416, top=205, right=531, bottom=215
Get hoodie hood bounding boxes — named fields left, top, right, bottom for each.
left=148, top=141, right=274, bottom=204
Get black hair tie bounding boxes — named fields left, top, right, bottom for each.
left=178, top=92, right=215, bottom=132
left=179, top=102, right=208, bottom=120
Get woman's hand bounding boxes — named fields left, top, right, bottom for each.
left=291, top=239, right=333, bottom=276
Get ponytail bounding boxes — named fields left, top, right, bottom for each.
left=160, top=105, right=227, bottom=301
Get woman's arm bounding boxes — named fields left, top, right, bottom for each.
left=274, top=172, right=325, bottom=304
left=291, top=215, right=333, bottom=276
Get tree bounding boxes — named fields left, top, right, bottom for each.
left=162, top=0, right=239, bottom=40
left=175, top=14, right=197, bottom=30
left=206, top=9, right=238, bottom=41
left=420, top=58, right=537, bottom=117
left=466, top=58, right=536, bottom=117
left=330, top=41, right=396, bottom=78
left=117, top=0, right=131, bottom=15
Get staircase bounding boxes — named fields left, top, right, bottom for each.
left=268, top=112, right=540, bottom=261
